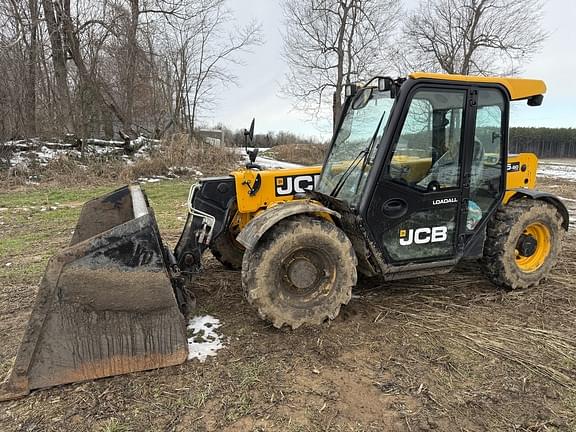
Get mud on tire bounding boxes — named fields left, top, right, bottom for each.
left=482, top=199, right=565, bottom=290
left=241, top=216, right=357, bottom=329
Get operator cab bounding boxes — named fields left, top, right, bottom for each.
left=314, top=73, right=546, bottom=276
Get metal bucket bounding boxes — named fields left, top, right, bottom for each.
left=0, top=185, right=188, bottom=401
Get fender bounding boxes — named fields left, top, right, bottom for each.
left=507, top=189, right=569, bottom=230
left=236, top=200, right=340, bottom=250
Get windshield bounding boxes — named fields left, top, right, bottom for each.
left=317, top=88, right=394, bottom=206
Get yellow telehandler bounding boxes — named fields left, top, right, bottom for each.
left=0, top=72, right=568, bottom=400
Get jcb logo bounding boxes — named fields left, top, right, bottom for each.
left=275, top=174, right=320, bottom=196
left=399, top=226, right=448, bottom=246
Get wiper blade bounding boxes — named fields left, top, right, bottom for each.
left=355, top=110, right=387, bottom=191
left=330, top=148, right=368, bottom=198
left=331, top=109, right=388, bottom=199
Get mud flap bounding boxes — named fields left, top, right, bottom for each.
left=0, top=185, right=188, bottom=401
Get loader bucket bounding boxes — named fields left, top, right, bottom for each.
left=0, top=185, right=188, bottom=401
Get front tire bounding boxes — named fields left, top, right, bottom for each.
left=242, top=216, right=357, bottom=329
left=482, top=199, right=564, bottom=289
left=210, top=228, right=245, bottom=270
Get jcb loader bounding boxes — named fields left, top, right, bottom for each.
left=1, top=72, right=568, bottom=401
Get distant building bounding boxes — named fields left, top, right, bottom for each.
left=197, top=129, right=224, bottom=146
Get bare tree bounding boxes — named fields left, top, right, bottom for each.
left=187, top=2, right=262, bottom=131
left=401, top=0, right=548, bottom=76
left=0, top=0, right=261, bottom=141
left=0, top=0, right=40, bottom=136
left=281, top=0, right=401, bottom=128
left=158, top=0, right=262, bottom=134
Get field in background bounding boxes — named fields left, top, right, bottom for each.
left=261, top=143, right=327, bottom=166
left=0, top=155, right=575, bottom=431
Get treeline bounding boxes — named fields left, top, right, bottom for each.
left=0, top=0, right=261, bottom=142
left=509, top=128, right=576, bottom=158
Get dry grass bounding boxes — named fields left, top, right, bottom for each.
left=263, top=143, right=327, bottom=166
left=1, top=168, right=575, bottom=431
left=362, top=279, right=576, bottom=389
left=153, top=133, right=240, bottom=171
left=0, top=134, right=240, bottom=188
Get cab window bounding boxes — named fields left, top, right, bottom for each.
left=388, top=89, right=467, bottom=191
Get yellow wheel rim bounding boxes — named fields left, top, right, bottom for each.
left=515, top=222, right=551, bottom=273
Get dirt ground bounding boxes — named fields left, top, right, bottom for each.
left=0, top=176, right=575, bottom=431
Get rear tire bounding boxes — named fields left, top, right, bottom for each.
left=482, top=199, right=564, bottom=289
left=210, top=228, right=245, bottom=270
left=242, top=216, right=357, bottom=329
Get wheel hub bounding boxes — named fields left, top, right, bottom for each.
left=517, top=234, right=538, bottom=257
left=287, top=257, right=319, bottom=291
left=515, top=222, right=551, bottom=273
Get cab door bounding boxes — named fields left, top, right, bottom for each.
left=364, top=85, right=472, bottom=264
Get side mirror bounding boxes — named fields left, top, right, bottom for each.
left=352, top=88, right=374, bottom=110
left=527, top=94, right=544, bottom=107
left=244, top=118, right=255, bottom=142
left=345, top=83, right=358, bottom=98
left=378, top=77, right=393, bottom=92
left=244, top=118, right=261, bottom=170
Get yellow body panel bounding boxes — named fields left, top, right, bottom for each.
left=233, top=165, right=322, bottom=215
left=409, top=72, right=547, bottom=101
left=504, top=153, right=538, bottom=203
left=232, top=152, right=538, bottom=228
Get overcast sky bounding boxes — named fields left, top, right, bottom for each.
left=205, top=0, right=576, bottom=139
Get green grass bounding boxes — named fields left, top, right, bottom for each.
left=0, top=184, right=115, bottom=209
left=142, top=181, right=192, bottom=232
left=99, top=418, right=132, bottom=432
left=0, top=180, right=194, bottom=286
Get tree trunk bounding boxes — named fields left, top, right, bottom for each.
left=41, top=0, right=72, bottom=131
left=333, top=1, right=352, bottom=131
left=123, top=0, right=140, bottom=132
left=24, top=0, right=38, bottom=136
left=61, top=0, right=125, bottom=135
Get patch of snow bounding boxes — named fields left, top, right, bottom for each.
left=187, top=315, right=224, bottom=362
left=231, top=146, right=270, bottom=154
left=255, top=155, right=303, bottom=169
left=169, top=166, right=203, bottom=177
left=5, top=263, right=12, bottom=267
left=87, top=138, right=125, bottom=147
left=229, top=146, right=304, bottom=169
left=137, top=175, right=173, bottom=183
left=9, top=154, right=27, bottom=166
left=538, top=162, right=576, bottom=182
